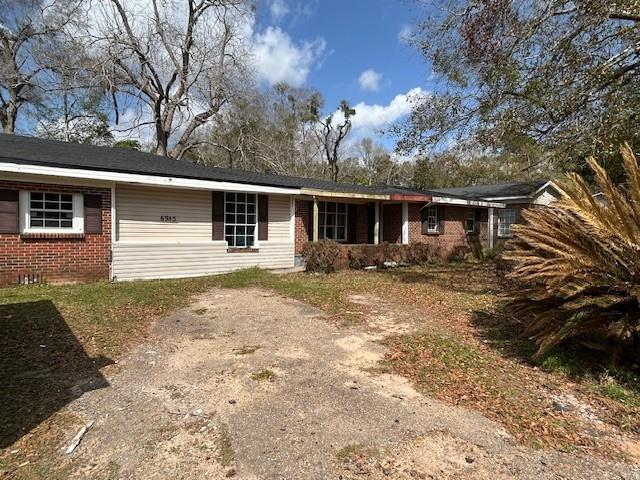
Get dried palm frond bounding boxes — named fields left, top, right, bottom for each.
left=504, top=143, right=640, bottom=361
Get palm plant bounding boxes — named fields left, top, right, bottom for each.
left=504, top=144, right=640, bottom=362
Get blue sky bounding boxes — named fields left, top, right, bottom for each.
left=253, top=0, right=433, bottom=149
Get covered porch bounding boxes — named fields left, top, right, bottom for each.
left=296, top=189, right=433, bottom=248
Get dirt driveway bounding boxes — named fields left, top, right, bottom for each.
left=56, top=288, right=637, bottom=479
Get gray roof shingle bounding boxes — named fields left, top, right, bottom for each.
left=0, top=133, right=386, bottom=195
left=0, top=134, right=549, bottom=201
left=430, top=181, right=549, bottom=200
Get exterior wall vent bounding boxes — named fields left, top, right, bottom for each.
left=17, top=273, right=44, bottom=285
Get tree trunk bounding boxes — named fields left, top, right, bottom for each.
left=3, top=105, right=16, bottom=134
left=154, top=124, right=169, bottom=156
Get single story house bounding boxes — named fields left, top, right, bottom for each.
left=0, top=134, right=557, bottom=286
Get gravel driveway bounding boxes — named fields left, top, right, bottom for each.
left=60, top=288, right=638, bottom=479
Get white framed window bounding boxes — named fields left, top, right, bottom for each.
left=498, top=208, right=516, bottom=237
left=318, top=201, right=347, bottom=241
left=225, top=192, right=257, bottom=247
left=20, top=191, right=84, bottom=233
left=465, top=208, right=476, bottom=233
left=425, top=206, right=438, bottom=233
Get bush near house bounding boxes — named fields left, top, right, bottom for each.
left=301, top=240, right=344, bottom=273
left=301, top=241, right=441, bottom=272
left=504, top=143, right=640, bottom=364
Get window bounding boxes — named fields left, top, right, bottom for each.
left=424, top=206, right=438, bottom=233
left=319, top=201, right=347, bottom=241
left=225, top=192, right=257, bottom=247
left=498, top=208, right=516, bottom=237
left=465, top=208, right=475, bottom=233
left=29, top=192, right=74, bottom=229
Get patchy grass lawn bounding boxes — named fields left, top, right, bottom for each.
left=2, top=263, right=639, bottom=473
left=280, top=263, right=640, bottom=459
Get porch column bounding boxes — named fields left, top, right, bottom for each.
left=488, top=207, right=494, bottom=249
left=312, top=197, right=319, bottom=242
left=373, top=201, right=380, bottom=245
left=401, top=201, right=409, bottom=244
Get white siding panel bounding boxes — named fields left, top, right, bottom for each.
left=112, top=241, right=295, bottom=280
left=113, top=185, right=296, bottom=280
left=532, top=189, right=557, bottom=206
left=116, top=184, right=212, bottom=242
left=268, top=194, right=291, bottom=241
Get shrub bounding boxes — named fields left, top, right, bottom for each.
left=301, top=240, right=343, bottom=273
left=406, top=243, right=440, bottom=264
left=346, top=242, right=440, bottom=269
left=347, top=244, right=386, bottom=269
left=504, top=143, right=640, bottom=363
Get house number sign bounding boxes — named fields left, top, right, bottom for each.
left=160, top=216, right=177, bottom=223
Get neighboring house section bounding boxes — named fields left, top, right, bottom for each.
left=432, top=181, right=560, bottom=244
left=0, top=134, right=558, bottom=286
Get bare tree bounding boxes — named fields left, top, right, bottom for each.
left=313, top=100, right=355, bottom=182
left=0, top=0, right=81, bottom=133
left=84, top=0, right=252, bottom=158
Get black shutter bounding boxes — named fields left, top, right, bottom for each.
left=307, top=200, right=314, bottom=241
left=84, top=194, right=102, bottom=234
left=258, top=194, right=268, bottom=241
left=212, top=191, right=225, bottom=240
left=437, top=205, right=445, bottom=234
left=474, top=208, right=481, bottom=234
left=0, top=189, right=19, bottom=233
left=347, top=203, right=357, bottom=244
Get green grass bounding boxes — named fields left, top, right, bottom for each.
left=216, top=425, right=234, bottom=467
left=336, top=443, right=372, bottom=460
left=251, top=369, right=276, bottom=381
left=233, top=345, right=261, bottom=355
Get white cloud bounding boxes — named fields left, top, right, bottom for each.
left=350, top=87, right=428, bottom=131
left=253, top=26, right=326, bottom=87
left=398, top=24, right=413, bottom=43
left=358, top=69, right=382, bottom=92
left=267, top=0, right=290, bottom=22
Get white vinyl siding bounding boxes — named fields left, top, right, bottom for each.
left=115, top=185, right=212, bottom=242
left=112, top=185, right=295, bottom=280
left=267, top=195, right=291, bottom=240
left=112, top=242, right=294, bottom=280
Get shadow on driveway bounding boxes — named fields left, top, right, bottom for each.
left=0, top=300, right=113, bottom=448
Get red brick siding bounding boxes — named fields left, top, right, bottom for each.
left=0, top=180, right=111, bottom=286
left=382, top=204, right=402, bottom=244
left=294, top=199, right=310, bottom=254
left=408, top=204, right=489, bottom=259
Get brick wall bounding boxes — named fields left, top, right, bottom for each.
left=0, top=180, right=111, bottom=286
left=382, top=204, right=402, bottom=243
left=408, top=204, right=489, bottom=259
left=294, top=199, right=311, bottom=254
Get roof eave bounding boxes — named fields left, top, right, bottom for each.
left=300, top=187, right=390, bottom=200
left=0, top=161, right=302, bottom=195
left=430, top=196, right=506, bottom=208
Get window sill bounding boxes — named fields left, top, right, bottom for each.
left=497, top=234, right=514, bottom=239
left=227, top=247, right=259, bottom=253
left=422, top=231, right=441, bottom=236
left=21, top=232, right=85, bottom=239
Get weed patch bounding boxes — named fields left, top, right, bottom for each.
left=251, top=369, right=276, bottom=382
